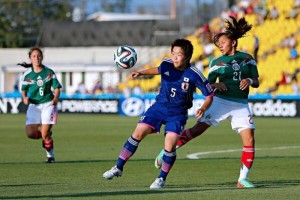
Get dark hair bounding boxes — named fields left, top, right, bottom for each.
left=171, top=38, right=194, bottom=64
left=17, top=47, right=43, bottom=68
left=213, top=16, right=252, bottom=48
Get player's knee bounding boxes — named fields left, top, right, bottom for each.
left=26, top=131, right=37, bottom=139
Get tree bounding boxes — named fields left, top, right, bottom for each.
left=100, top=0, right=131, bottom=13
left=0, top=0, right=72, bottom=48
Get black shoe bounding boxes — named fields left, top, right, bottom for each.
left=45, top=157, right=55, bottom=163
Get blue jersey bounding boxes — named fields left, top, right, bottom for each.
left=139, top=58, right=213, bottom=134
left=155, top=58, right=213, bottom=116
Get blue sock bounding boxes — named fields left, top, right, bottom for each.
left=158, top=149, right=176, bottom=180
left=116, top=136, right=140, bottom=170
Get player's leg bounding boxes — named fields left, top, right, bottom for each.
left=103, top=103, right=163, bottom=180
left=150, top=131, right=178, bottom=189
left=41, top=124, right=55, bottom=163
left=177, top=97, right=226, bottom=149
left=26, top=124, right=41, bottom=139
left=103, top=123, right=152, bottom=180
left=151, top=119, right=185, bottom=189
left=230, top=104, right=256, bottom=188
left=25, top=104, right=42, bottom=139
left=237, top=128, right=255, bottom=188
left=154, top=122, right=210, bottom=169
left=116, top=124, right=151, bottom=170
left=41, top=102, right=57, bottom=163
left=177, top=122, right=210, bottom=148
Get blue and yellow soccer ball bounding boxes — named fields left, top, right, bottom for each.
left=114, top=45, right=137, bottom=69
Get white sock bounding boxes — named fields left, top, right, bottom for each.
left=46, top=149, right=54, bottom=158
left=238, top=164, right=250, bottom=181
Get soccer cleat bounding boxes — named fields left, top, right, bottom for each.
left=103, top=166, right=123, bottom=180
left=154, top=149, right=164, bottom=169
left=237, top=179, right=255, bottom=188
left=45, top=157, right=55, bottom=163
left=150, top=177, right=165, bottom=189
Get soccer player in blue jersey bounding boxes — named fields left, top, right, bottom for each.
left=155, top=17, right=259, bottom=188
left=103, top=38, right=214, bottom=189
left=20, top=47, right=62, bottom=163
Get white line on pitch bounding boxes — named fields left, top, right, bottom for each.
left=187, top=146, right=300, bottom=159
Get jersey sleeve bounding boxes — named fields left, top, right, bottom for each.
left=191, top=66, right=213, bottom=97
left=207, top=59, right=219, bottom=84
left=21, top=73, right=29, bottom=91
left=247, top=56, right=259, bottom=78
left=158, top=59, right=170, bottom=74
left=51, top=71, right=62, bottom=89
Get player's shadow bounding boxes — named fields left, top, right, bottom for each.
left=1, top=180, right=299, bottom=199
left=250, top=179, right=300, bottom=188
left=0, top=183, right=56, bottom=188
left=169, top=179, right=300, bottom=189
left=0, top=188, right=236, bottom=199
left=1, top=155, right=300, bottom=164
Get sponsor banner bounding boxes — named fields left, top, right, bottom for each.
left=249, top=99, right=299, bottom=117
left=0, top=98, right=24, bottom=114
left=119, top=97, right=300, bottom=118
left=0, top=98, right=118, bottom=114
left=118, top=97, right=209, bottom=117
left=57, top=99, right=118, bottom=113
left=1, top=97, right=300, bottom=117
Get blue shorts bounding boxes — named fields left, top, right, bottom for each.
left=138, top=103, right=187, bottom=135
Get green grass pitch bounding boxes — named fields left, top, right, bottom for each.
left=0, top=114, right=299, bottom=200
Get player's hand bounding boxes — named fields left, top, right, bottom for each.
left=51, top=98, right=58, bottom=106
left=23, top=97, right=29, bottom=105
left=212, top=82, right=227, bottom=92
left=195, top=108, right=205, bottom=119
left=240, top=78, right=252, bottom=90
left=130, top=71, right=141, bottom=79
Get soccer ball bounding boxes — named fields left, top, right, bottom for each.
left=114, top=45, right=137, bottom=69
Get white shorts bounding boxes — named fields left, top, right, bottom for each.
left=26, top=101, right=58, bottom=125
left=198, top=96, right=255, bottom=133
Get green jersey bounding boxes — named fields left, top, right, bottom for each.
left=208, top=51, right=259, bottom=103
left=21, top=66, right=62, bottom=104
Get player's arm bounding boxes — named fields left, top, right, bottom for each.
left=195, top=95, right=213, bottom=119
left=52, top=88, right=60, bottom=106
left=209, top=72, right=227, bottom=92
left=208, top=62, right=227, bottom=92
left=195, top=75, right=214, bottom=119
left=240, top=77, right=259, bottom=90
left=131, top=67, right=159, bottom=79
left=251, top=77, right=259, bottom=88
left=240, top=58, right=260, bottom=90
left=21, top=90, right=29, bottom=105
left=211, top=82, right=227, bottom=92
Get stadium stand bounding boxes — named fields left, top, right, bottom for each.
left=126, top=0, right=300, bottom=95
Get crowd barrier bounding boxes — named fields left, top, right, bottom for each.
left=1, top=93, right=300, bottom=117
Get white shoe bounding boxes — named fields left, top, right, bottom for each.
left=150, top=177, right=165, bottom=189
left=103, top=166, right=122, bottom=180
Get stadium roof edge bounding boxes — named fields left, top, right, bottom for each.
left=86, top=11, right=171, bottom=21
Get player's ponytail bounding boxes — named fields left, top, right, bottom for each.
left=225, top=16, right=252, bottom=40
left=213, top=16, right=252, bottom=48
left=17, top=62, right=32, bottom=68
